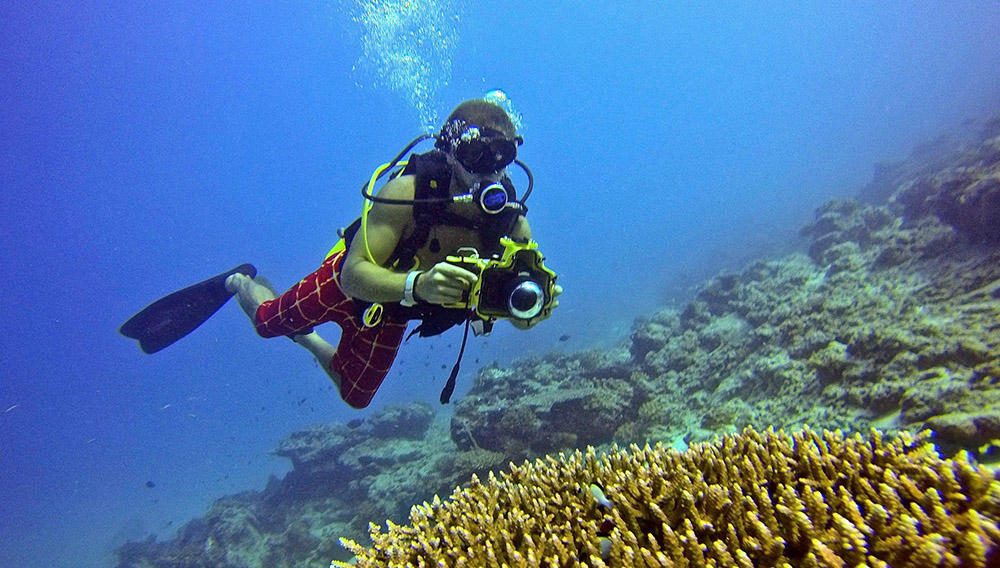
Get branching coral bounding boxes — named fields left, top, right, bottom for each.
left=335, top=427, right=999, bottom=568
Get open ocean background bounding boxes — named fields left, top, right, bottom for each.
left=2, top=2, right=999, bottom=567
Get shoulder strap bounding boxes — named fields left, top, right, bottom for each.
left=386, top=150, right=452, bottom=270
left=338, top=217, right=362, bottom=256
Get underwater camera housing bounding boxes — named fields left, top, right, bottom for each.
left=444, top=237, right=557, bottom=322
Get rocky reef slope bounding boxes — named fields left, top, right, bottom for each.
left=115, top=114, right=1000, bottom=567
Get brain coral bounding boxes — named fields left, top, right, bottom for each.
left=335, top=427, right=999, bottom=568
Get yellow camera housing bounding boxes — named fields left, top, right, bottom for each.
left=444, top=237, right=558, bottom=322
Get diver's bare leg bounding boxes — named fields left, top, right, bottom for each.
left=226, top=273, right=342, bottom=389
left=291, top=333, right=341, bottom=390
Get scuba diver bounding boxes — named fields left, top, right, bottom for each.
left=120, top=98, right=562, bottom=408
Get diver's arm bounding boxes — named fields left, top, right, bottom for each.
left=340, top=177, right=414, bottom=303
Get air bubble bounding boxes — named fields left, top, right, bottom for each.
left=484, top=89, right=523, bottom=131
left=344, top=0, right=461, bottom=129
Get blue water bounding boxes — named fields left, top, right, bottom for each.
left=2, top=2, right=998, bottom=566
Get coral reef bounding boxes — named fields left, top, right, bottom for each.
left=449, top=345, right=642, bottom=464
left=616, top=116, right=1000, bottom=450
left=117, top=113, right=1000, bottom=568
left=338, top=427, right=1000, bottom=567
left=115, top=403, right=455, bottom=568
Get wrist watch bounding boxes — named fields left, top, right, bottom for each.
left=401, top=270, right=422, bottom=307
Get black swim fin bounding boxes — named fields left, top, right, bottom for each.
left=120, top=264, right=257, bottom=354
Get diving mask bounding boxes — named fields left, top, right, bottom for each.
left=455, top=132, right=520, bottom=174
left=440, top=121, right=522, bottom=174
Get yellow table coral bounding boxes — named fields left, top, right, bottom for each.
left=334, top=427, right=1000, bottom=567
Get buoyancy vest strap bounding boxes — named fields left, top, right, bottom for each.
left=385, top=151, right=451, bottom=270
left=329, top=217, right=362, bottom=259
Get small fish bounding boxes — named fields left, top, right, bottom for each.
left=346, top=418, right=364, bottom=429
left=589, top=483, right=613, bottom=510
left=599, top=537, right=612, bottom=560
left=975, top=440, right=1000, bottom=462
left=160, top=404, right=172, bottom=411
left=145, top=480, right=156, bottom=488
left=558, top=334, right=570, bottom=342
left=4, top=404, right=19, bottom=413
left=85, top=438, right=97, bottom=445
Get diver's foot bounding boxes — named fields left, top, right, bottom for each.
left=225, top=273, right=250, bottom=294
left=227, top=273, right=277, bottom=321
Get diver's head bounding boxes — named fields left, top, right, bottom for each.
left=436, top=99, right=523, bottom=179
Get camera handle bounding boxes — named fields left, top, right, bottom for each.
left=452, top=247, right=482, bottom=262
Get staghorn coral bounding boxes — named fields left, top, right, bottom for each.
left=336, top=427, right=1000, bottom=568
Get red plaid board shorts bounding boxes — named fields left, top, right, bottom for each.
left=253, top=250, right=407, bottom=408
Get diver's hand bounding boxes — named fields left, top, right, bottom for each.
left=511, top=284, right=563, bottom=330
left=414, top=262, right=478, bottom=305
